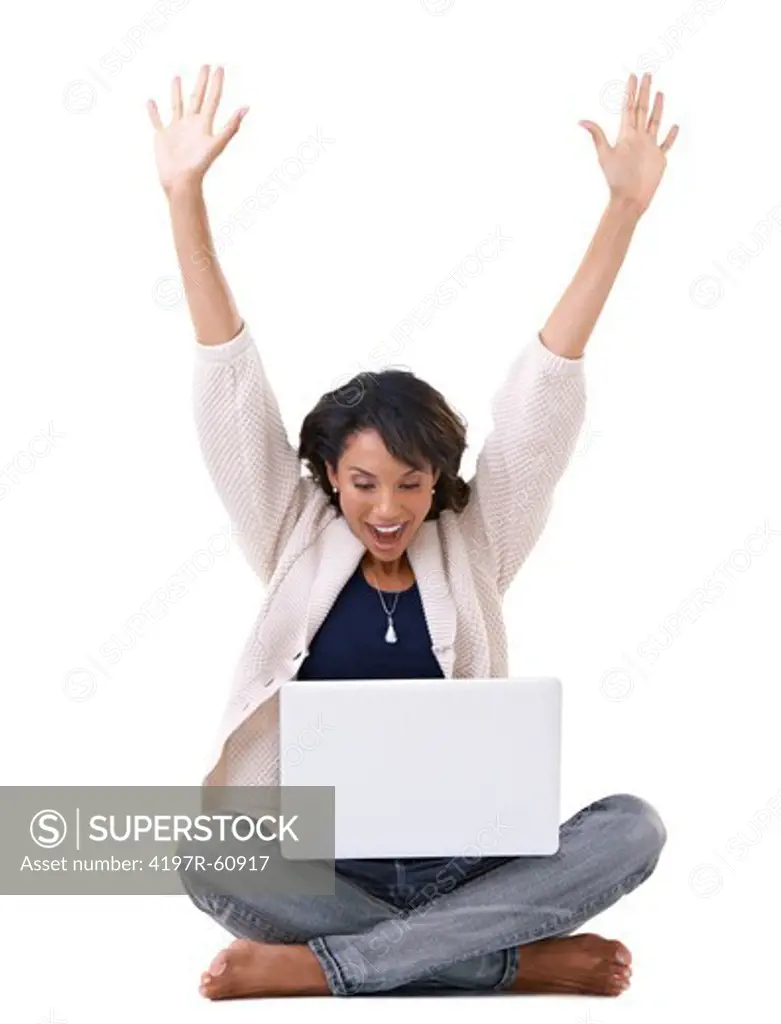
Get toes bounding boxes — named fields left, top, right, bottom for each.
left=603, top=970, right=628, bottom=995
left=608, top=968, right=631, bottom=994
left=200, top=950, right=232, bottom=1000
left=200, top=941, right=253, bottom=1000
left=208, top=950, right=229, bottom=976
left=611, top=940, right=632, bottom=966
left=200, top=972, right=230, bottom=1001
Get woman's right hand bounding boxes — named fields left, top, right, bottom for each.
left=147, top=65, right=248, bottom=195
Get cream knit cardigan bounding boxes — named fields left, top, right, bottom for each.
left=192, top=322, right=587, bottom=789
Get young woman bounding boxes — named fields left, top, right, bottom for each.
left=148, top=65, right=678, bottom=1000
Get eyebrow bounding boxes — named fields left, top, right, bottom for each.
left=347, top=466, right=421, bottom=477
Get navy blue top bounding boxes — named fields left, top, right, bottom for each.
left=296, top=564, right=444, bottom=681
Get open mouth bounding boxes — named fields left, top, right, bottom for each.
left=366, top=522, right=409, bottom=546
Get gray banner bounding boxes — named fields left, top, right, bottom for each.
left=1, top=787, right=335, bottom=896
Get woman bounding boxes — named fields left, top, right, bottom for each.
left=148, top=65, right=679, bottom=1000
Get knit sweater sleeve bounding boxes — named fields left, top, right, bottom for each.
left=192, top=322, right=310, bottom=585
left=459, top=332, right=587, bottom=596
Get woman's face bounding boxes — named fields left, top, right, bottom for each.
left=326, top=429, right=439, bottom=561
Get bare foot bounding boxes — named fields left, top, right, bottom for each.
left=508, top=933, right=632, bottom=996
left=198, top=938, right=330, bottom=999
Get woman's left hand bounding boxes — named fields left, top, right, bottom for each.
left=578, top=72, right=679, bottom=217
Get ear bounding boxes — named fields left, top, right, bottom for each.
left=325, top=462, right=338, bottom=490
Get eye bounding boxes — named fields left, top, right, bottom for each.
left=352, top=481, right=421, bottom=491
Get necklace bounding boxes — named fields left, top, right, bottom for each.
left=364, top=569, right=407, bottom=643
left=375, top=586, right=401, bottom=643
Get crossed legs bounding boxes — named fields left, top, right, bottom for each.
left=178, top=792, right=665, bottom=998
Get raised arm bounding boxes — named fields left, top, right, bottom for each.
left=460, top=73, right=679, bottom=595
left=541, top=71, right=679, bottom=359
left=149, top=66, right=310, bottom=583
left=148, top=64, right=251, bottom=343
left=459, top=336, right=586, bottom=597
left=190, top=324, right=312, bottom=585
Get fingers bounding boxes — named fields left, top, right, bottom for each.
left=635, top=72, right=651, bottom=129
left=147, top=98, right=163, bottom=131
left=187, top=64, right=210, bottom=116
left=647, top=91, right=663, bottom=139
left=202, top=66, right=225, bottom=134
left=619, top=70, right=678, bottom=156
left=579, top=120, right=610, bottom=158
left=619, top=73, right=638, bottom=136
left=213, top=108, right=245, bottom=155
left=660, top=123, right=679, bottom=154
left=171, top=75, right=183, bottom=119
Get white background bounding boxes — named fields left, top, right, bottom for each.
left=2, top=0, right=779, bottom=1020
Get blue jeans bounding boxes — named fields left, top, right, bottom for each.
left=179, top=792, right=666, bottom=995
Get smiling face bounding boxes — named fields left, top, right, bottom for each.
left=326, top=428, right=440, bottom=561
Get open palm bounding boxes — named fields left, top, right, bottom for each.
left=579, top=72, right=679, bottom=217
left=147, top=65, right=248, bottom=193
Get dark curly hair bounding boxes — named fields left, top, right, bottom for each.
left=298, top=367, right=471, bottom=519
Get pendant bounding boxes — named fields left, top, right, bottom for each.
left=385, top=618, right=397, bottom=643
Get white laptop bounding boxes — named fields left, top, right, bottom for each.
left=278, top=676, right=561, bottom=858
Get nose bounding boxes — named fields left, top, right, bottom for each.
left=374, top=489, right=403, bottom=518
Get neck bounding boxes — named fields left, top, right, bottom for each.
left=362, top=551, right=409, bottom=582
